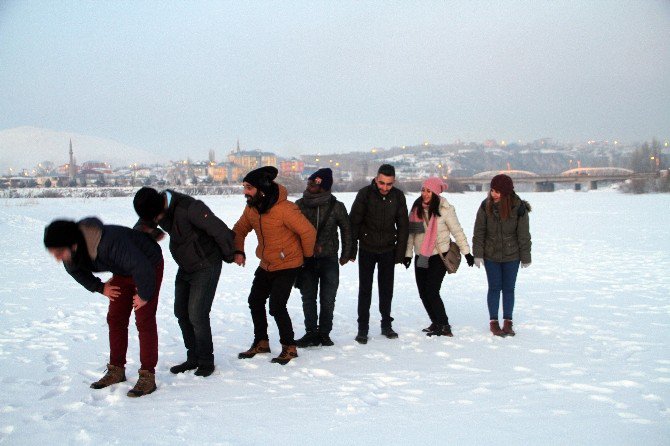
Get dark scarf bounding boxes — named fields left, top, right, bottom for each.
left=301, top=190, right=333, bottom=208
left=251, top=183, right=279, bottom=214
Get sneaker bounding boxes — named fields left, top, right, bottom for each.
left=127, top=369, right=156, bottom=397
left=194, top=364, right=215, bottom=377
left=90, top=363, right=126, bottom=389
left=381, top=327, right=399, bottom=339
left=295, top=332, right=321, bottom=348
left=271, top=345, right=298, bottom=365
left=238, top=339, right=271, bottom=359
left=320, top=334, right=334, bottom=346
left=169, top=360, right=197, bottom=374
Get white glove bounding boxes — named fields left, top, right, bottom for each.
left=474, top=258, right=483, bottom=268
left=521, top=262, right=531, bottom=268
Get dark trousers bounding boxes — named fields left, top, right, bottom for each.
left=248, top=267, right=300, bottom=345
left=357, top=248, right=395, bottom=332
left=174, top=262, right=222, bottom=367
left=298, top=256, right=339, bottom=335
left=107, top=261, right=163, bottom=373
left=484, top=259, right=520, bottom=320
left=414, top=254, right=449, bottom=326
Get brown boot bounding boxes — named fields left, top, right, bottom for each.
left=271, top=344, right=298, bottom=365
left=489, top=320, right=506, bottom=337
left=502, top=319, right=516, bottom=336
left=127, top=369, right=156, bottom=398
left=238, top=339, right=271, bottom=359
left=90, top=363, right=126, bottom=389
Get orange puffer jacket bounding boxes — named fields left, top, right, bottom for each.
left=233, top=184, right=316, bottom=271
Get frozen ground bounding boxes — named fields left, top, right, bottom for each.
left=0, top=189, right=668, bottom=445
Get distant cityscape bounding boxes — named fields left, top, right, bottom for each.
left=2, top=137, right=668, bottom=191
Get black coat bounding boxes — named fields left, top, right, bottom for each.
left=65, top=217, right=163, bottom=301
left=296, top=195, right=353, bottom=260
left=349, top=180, right=409, bottom=262
left=136, top=190, right=235, bottom=273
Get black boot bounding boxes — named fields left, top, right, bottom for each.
left=355, top=330, right=368, bottom=344
left=320, top=333, right=334, bottom=346
left=194, top=364, right=215, bottom=377
left=295, top=332, right=321, bottom=348
left=422, top=323, right=438, bottom=333
left=169, top=360, right=198, bottom=374
left=381, top=327, right=399, bottom=339
left=427, top=325, right=453, bottom=337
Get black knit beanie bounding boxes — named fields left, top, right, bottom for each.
left=243, top=166, right=278, bottom=194
left=44, top=220, right=81, bottom=248
left=133, top=187, right=164, bottom=220
left=308, top=168, right=333, bottom=191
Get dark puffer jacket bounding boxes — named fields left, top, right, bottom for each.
left=296, top=195, right=353, bottom=261
left=349, top=180, right=409, bottom=262
left=65, top=217, right=163, bottom=301
left=472, top=193, right=532, bottom=264
left=135, top=190, right=235, bottom=273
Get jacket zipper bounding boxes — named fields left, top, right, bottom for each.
left=259, top=213, right=266, bottom=267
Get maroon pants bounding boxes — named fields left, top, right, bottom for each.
left=106, top=261, right=163, bottom=373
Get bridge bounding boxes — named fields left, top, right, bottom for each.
left=450, top=168, right=659, bottom=191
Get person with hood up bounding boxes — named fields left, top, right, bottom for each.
left=43, top=217, right=163, bottom=397
left=404, top=177, right=474, bottom=337
left=232, top=166, right=317, bottom=364
left=472, top=174, right=532, bottom=337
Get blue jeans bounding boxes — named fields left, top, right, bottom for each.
left=298, top=256, right=339, bottom=335
left=484, top=259, right=520, bottom=320
left=174, top=262, right=222, bottom=367
left=357, top=248, right=395, bottom=332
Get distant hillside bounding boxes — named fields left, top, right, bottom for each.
left=0, top=127, right=161, bottom=173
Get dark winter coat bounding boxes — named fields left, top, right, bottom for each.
left=65, top=217, right=163, bottom=301
left=135, top=190, right=235, bottom=273
left=296, top=194, right=353, bottom=261
left=349, top=180, right=409, bottom=262
left=472, top=193, right=532, bottom=264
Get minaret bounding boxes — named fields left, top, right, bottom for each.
left=68, top=139, right=76, bottom=180
left=236, top=138, right=240, bottom=153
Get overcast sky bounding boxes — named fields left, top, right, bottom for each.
left=1, top=0, right=668, bottom=159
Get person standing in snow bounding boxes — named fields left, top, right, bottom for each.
left=294, top=168, right=353, bottom=347
left=43, top=218, right=163, bottom=397
left=404, top=177, right=474, bottom=337
left=233, top=166, right=317, bottom=365
left=472, top=174, right=532, bottom=337
left=349, top=164, right=409, bottom=344
left=133, top=187, right=235, bottom=377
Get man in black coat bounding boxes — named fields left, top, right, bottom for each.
left=294, top=168, right=353, bottom=347
left=134, top=187, right=235, bottom=377
left=44, top=217, right=164, bottom=397
left=349, top=164, right=409, bottom=344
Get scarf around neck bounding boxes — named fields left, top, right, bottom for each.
left=301, top=190, right=333, bottom=208
left=409, top=204, right=438, bottom=268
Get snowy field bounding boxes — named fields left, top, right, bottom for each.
left=0, top=189, right=669, bottom=445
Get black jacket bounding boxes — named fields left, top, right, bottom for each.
left=296, top=195, right=353, bottom=260
left=136, top=190, right=235, bottom=273
left=65, top=217, right=163, bottom=301
left=349, top=180, right=409, bottom=262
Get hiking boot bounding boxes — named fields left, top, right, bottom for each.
left=271, top=345, right=298, bottom=365
left=295, top=332, right=321, bottom=348
left=238, top=339, right=271, bottom=359
left=320, top=334, right=334, bottom=346
left=355, top=330, right=368, bottom=344
left=427, top=324, right=453, bottom=337
left=502, top=319, right=516, bottom=336
left=127, top=369, right=156, bottom=397
left=490, top=320, right=506, bottom=337
left=194, top=364, right=215, bottom=377
left=381, top=327, right=399, bottom=339
left=169, top=360, right=197, bottom=374
left=90, top=363, right=126, bottom=389
left=422, top=323, right=438, bottom=333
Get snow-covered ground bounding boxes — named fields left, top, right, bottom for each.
left=1, top=189, right=668, bottom=445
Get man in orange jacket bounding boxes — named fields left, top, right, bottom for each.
left=233, top=166, right=316, bottom=365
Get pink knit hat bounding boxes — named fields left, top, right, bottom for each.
left=423, top=177, right=448, bottom=196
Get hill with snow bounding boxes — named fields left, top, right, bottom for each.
left=0, top=126, right=161, bottom=173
